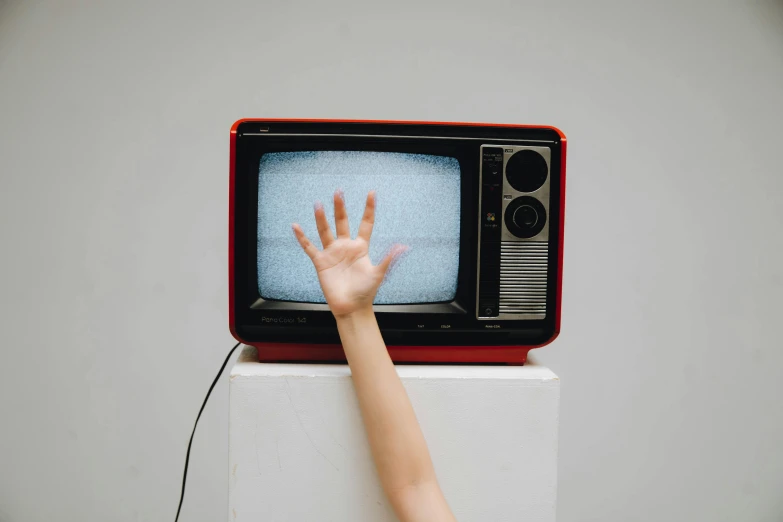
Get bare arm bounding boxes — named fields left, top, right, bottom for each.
left=293, top=190, right=456, bottom=522
left=336, top=309, right=455, bottom=521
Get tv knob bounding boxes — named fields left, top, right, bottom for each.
left=505, top=150, right=547, bottom=193
left=504, top=196, right=547, bottom=238
left=513, top=205, right=539, bottom=228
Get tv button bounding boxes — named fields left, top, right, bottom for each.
left=484, top=163, right=502, bottom=178
left=479, top=300, right=499, bottom=317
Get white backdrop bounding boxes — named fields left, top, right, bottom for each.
left=1, top=1, right=782, bottom=521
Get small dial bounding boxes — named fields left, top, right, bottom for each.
left=505, top=150, right=548, bottom=193
left=504, top=196, right=547, bottom=238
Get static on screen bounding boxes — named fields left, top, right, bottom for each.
left=257, top=151, right=461, bottom=304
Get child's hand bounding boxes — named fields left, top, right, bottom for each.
left=292, top=190, right=407, bottom=318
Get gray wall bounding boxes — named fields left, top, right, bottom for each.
left=1, top=1, right=782, bottom=521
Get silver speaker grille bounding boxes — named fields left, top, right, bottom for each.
left=499, top=242, right=548, bottom=316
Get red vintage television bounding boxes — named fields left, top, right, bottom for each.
left=230, top=119, right=566, bottom=364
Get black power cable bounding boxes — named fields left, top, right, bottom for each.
left=174, top=342, right=241, bottom=522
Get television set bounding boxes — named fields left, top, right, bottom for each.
left=230, top=119, right=566, bottom=364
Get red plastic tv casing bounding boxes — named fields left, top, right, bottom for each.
left=230, top=119, right=566, bottom=364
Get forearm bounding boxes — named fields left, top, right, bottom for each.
left=336, top=308, right=437, bottom=495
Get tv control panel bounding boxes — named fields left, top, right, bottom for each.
left=477, top=145, right=552, bottom=320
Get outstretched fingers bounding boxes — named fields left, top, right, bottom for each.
left=333, top=190, right=350, bottom=238
left=314, top=202, right=334, bottom=247
left=377, top=244, right=408, bottom=275
left=292, top=223, right=319, bottom=260
left=357, top=191, right=376, bottom=242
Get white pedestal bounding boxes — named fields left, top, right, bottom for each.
left=228, top=346, right=560, bottom=522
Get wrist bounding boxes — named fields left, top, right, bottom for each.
left=334, top=307, right=379, bottom=338
left=334, top=306, right=375, bottom=325
left=334, top=307, right=387, bottom=358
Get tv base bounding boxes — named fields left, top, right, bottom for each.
left=229, top=345, right=560, bottom=521
left=250, top=343, right=534, bottom=365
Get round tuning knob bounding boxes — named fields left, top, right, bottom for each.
left=505, top=150, right=547, bottom=193
left=504, top=196, right=546, bottom=238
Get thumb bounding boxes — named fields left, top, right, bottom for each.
left=377, top=244, right=409, bottom=276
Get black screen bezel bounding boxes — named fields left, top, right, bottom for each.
left=232, top=121, right=562, bottom=346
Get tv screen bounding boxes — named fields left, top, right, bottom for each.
left=256, top=151, right=461, bottom=305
